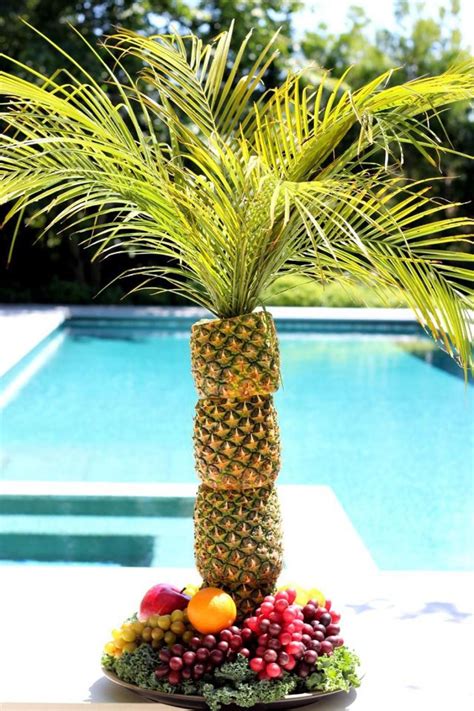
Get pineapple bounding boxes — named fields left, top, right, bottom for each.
left=190, top=311, right=280, bottom=399
left=194, top=395, right=280, bottom=489
left=191, top=311, right=284, bottom=614
left=194, top=484, right=283, bottom=615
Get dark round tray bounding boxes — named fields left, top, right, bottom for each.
left=103, top=667, right=348, bottom=708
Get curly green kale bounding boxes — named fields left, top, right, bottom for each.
left=111, top=645, right=161, bottom=688
left=200, top=658, right=297, bottom=711
left=306, top=646, right=361, bottom=693
left=212, top=656, right=255, bottom=684
left=202, top=677, right=297, bottom=711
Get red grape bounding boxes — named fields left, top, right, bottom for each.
left=169, top=657, right=183, bottom=671
left=159, top=649, right=171, bottom=662
left=210, top=649, right=224, bottom=665
left=260, top=602, right=274, bottom=617
left=320, top=640, right=334, bottom=655
left=283, top=655, right=296, bottom=671
left=196, top=647, right=209, bottom=661
left=267, top=638, right=281, bottom=651
left=239, top=648, right=250, bottom=658
left=189, top=636, right=201, bottom=650
left=263, top=649, right=278, bottom=663
left=326, top=635, right=344, bottom=648
left=275, top=590, right=289, bottom=602
left=245, top=617, right=259, bottom=632
left=203, top=635, right=216, bottom=649
left=275, top=598, right=289, bottom=613
left=155, top=665, right=169, bottom=679
left=193, top=664, right=205, bottom=679
left=183, top=651, right=196, bottom=666
left=325, top=599, right=332, bottom=611
left=269, top=623, right=282, bottom=637
left=287, top=641, right=304, bottom=657
left=278, top=651, right=289, bottom=666
left=171, top=644, right=185, bottom=657
left=326, top=624, right=340, bottom=635
left=266, top=662, right=282, bottom=678
left=282, top=608, right=297, bottom=623
left=330, top=611, right=341, bottom=623
left=230, top=635, right=243, bottom=650
left=297, top=663, right=310, bottom=678
left=279, top=631, right=292, bottom=646
left=319, top=613, right=332, bottom=626
left=220, top=629, right=232, bottom=642
left=285, top=589, right=297, bottom=604
left=181, top=667, right=192, bottom=680
left=303, top=650, right=318, bottom=665
left=250, top=657, right=265, bottom=672
left=168, top=670, right=181, bottom=685
left=302, top=604, right=316, bottom=620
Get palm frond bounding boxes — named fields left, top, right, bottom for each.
left=0, top=25, right=473, bottom=370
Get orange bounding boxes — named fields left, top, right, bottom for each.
left=187, top=587, right=237, bottom=634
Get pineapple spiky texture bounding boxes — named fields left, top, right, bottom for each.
left=194, top=395, right=280, bottom=489
left=191, top=311, right=280, bottom=399
left=191, top=311, right=283, bottom=615
left=194, top=484, right=283, bottom=615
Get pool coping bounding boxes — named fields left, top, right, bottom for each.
left=0, top=304, right=421, bottom=379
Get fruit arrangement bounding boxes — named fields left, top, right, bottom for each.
left=102, top=582, right=360, bottom=710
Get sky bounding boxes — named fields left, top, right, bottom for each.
left=293, top=0, right=474, bottom=48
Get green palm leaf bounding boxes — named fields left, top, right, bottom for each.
left=0, top=24, right=473, bottom=371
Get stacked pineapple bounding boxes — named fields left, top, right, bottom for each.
left=191, top=311, right=284, bottom=615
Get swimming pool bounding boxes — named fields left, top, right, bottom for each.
left=1, top=316, right=473, bottom=570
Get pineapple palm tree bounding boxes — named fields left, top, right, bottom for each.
left=1, top=25, right=473, bottom=613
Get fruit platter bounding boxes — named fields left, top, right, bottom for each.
left=102, top=582, right=360, bottom=709
left=101, top=315, right=360, bottom=707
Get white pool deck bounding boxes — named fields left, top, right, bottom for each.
left=1, top=305, right=473, bottom=709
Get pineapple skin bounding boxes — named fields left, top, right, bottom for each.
left=194, top=394, right=280, bottom=489
left=194, top=484, right=283, bottom=615
left=191, top=311, right=280, bottom=399
left=191, top=311, right=283, bottom=614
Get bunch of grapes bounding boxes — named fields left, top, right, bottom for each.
left=104, top=609, right=194, bottom=657
left=154, top=627, right=252, bottom=685
left=243, top=589, right=344, bottom=680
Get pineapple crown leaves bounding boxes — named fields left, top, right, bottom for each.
left=0, top=23, right=473, bottom=370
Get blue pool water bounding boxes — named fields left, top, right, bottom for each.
left=1, top=320, right=473, bottom=570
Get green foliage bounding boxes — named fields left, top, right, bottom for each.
left=0, top=23, right=473, bottom=370
left=301, top=1, right=474, bottom=215
left=306, top=647, right=361, bottom=693
left=103, top=646, right=361, bottom=710
left=109, top=646, right=161, bottom=688
left=264, top=275, right=406, bottom=307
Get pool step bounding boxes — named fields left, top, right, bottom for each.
left=0, top=484, right=377, bottom=577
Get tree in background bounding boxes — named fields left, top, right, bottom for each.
left=301, top=0, right=473, bottom=221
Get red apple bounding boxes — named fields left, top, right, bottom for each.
left=139, top=583, right=190, bottom=620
